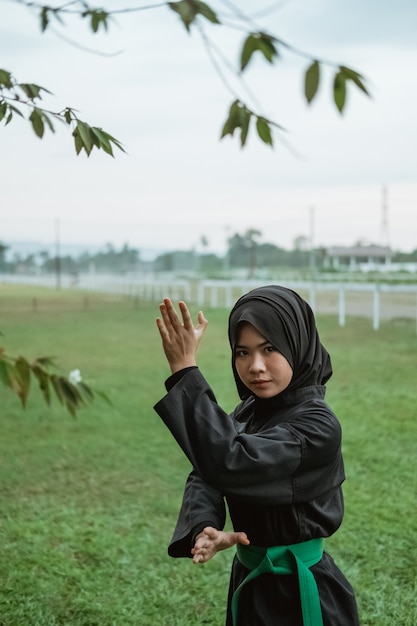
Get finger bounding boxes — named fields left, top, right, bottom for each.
left=193, top=554, right=205, bottom=564
left=197, top=310, right=208, bottom=325
left=236, top=532, right=250, bottom=545
left=155, top=317, right=168, bottom=338
left=159, top=301, right=179, bottom=332
left=203, top=526, right=218, bottom=540
left=161, top=299, right=174, bottom=319
left=159, top=303, right=172, bottom=328
left=196, top=311, right=209, bottom=333
left=193, top=537, right=210, bottom=551
left=178, top=301, right=193, bottom=329
left=163, top=298, right=176, bottom=315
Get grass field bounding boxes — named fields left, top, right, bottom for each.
left=1, top=285, right=416, bottom=625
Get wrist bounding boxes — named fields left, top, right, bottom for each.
left=169, top=359, right=197, bottom=374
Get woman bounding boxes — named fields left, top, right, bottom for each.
left=154, top=285, right=360, bottom=625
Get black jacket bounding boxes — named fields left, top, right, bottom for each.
left=154, top=367, right=360, bottom=625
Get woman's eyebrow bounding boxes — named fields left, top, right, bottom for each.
left=235, top=340, right=270, bottom=349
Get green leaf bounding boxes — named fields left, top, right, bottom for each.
left=339, top=66, right=370, bottom=96
left=168, top=1, right=198, bottom=32
left=220, top=100, right=242, bottom=139
left=15, top=356, right=31, bottom=407
left=256, top=116, right=273, bottom=146
left=75, top=120, right=94, bottom=156
left=19, top=83, right=42, bottom=100
left=60, top=378, right=83, bottom=405
left=50, top=375, right=81, bottom=416
left=90, top=127, right=113, bottom=155
left=90, top=10, right=109, bottom=33
left=220, top=100, right=253, bottom=146
left=102, top=131, right=125, bottom=154
left=29, top=109, right=45, bottom=138
left=0, top=102, right=7, bottom=122
left=0, top=358, right=8, bottom=387
left=91, top=13, right=99, bottom=33
left=240, top=33, right=278, bottom=72
left=32, top=363, right=51, bottom=405
left=257, top=33, right=278, bottom=63
left=73, top=130, right=84, bottom=155
left=64, top=108, right=73, bottom=125
left=169, top=0, right=219, bottom=31
left=91, top=127, right=126, bottom=156
left=333, top=71, right=347, bottom=113
left=195, top=1, right=219, bottom=24
left=42, top=113, right=55, bottom=133
left=7, top=104, right=24, bottom=118
left=304, top=60, right=320, bottom=104
left=50, top=374, right=64, bottom=405
left=59, top=378, right=84, bottom=417
left=35, top=356, right=56, bottom=368
left=0, top=357, right=17, bottom=390
left=239, top=106, right=251, bottom=147
left=78, top=381, right=94, bottom=403
left=40, top=7, right=49, bottom=32
left=240, top=35, right=258, bottom=72
left=0, top=69, right=13, bottom=89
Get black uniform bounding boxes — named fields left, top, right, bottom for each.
left=154, top=286, right=360, bottom=625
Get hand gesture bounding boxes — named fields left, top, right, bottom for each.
left=156, top=298, right=208, bottom=374
left=191, top=526, right=250, bottom=564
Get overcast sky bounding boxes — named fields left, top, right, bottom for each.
left=1, top=0, right=417, bottom=258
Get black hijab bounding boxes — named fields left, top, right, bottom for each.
left=228, top=285, right=333, bottom=400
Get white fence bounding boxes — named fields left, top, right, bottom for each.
left=192, top=280, right=417, bottom=331
left=2, top=274, right=417, bottom=331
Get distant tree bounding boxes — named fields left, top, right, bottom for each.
left=199, top=252, right=222, bottom=273
left=1, top=0, right=370, bottom=155
left=200, top=235, right=209, bottom=250
left=39, top=249, right=50, bottom=267
left=293, top=235, right=309, bottom=251
left=40, top=254, right=77, bottom=274
left=227, top=232, right=248, bottom=268
left=244, top=229, right=262, bottom=278
left=288, top=247, right=309, bottom=268
left=257, top=242, right=288, bottom=267
left=0, top=243, right=9, bottom=271
left=393, top=248, right=417, bottom=262
left=154, top=250, right=196, bottom=272
left=227, top=228, right=262, bottom=276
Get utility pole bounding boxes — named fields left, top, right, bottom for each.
left=309, top=206, right=316, bottom=312
left=380, top=186, right=390, bottom=247
left=309, top=206, right=316, bottom=278
left=55, top=218, right=61, bottom=289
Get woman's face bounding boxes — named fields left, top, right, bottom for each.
left=234, top=323, right=293, bottom=399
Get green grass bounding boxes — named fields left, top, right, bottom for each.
left=0, top=286, right=416, bottom=625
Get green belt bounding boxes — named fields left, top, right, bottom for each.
left=232, top=537, right=324, bottom=626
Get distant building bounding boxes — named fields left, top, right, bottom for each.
left=324, top=245, right=393, bottom=271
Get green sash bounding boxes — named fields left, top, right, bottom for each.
left=232, top=538, right=324, bottom=626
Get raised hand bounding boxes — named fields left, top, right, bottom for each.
left=156, top=298, right=208, bottom=374
left=191, top=526, right=250, bottom=564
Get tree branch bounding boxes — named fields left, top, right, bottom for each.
left=3, top=0, right=371, bottom=153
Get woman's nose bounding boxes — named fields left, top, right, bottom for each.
left=249, top=353, right=265, bottom=372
